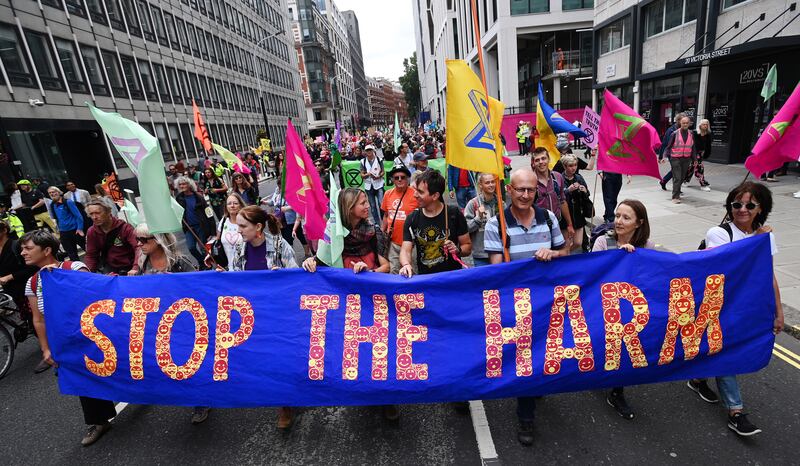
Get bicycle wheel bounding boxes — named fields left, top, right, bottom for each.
left=0, top=324, right=14, bottom=380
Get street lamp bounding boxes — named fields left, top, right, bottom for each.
left=254, top=29, right=285, bottom=146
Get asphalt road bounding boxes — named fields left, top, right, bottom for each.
left=1, top=330, right=798, bottom=465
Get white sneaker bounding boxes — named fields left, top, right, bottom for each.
left=701, top=186, right=711, bottom=192
left=794, top=191, right=800, bottom=199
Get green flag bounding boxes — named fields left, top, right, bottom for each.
left=341, top=160, right=364, bottom=188
left=315, top=172, right=347, bottom=268
left=88, top=104, right=183, bottom=233
left=119, top=199, right=141, bottom=227
left=761, top=64, right=777, bottom=101
left=394, top=112, right=401, bottom=153
left=212, top=143, right=245, bottom=172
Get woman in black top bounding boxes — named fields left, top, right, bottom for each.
left=687, top=118, right=712, bottom=191
left=560, top=154, right=591, bottom=253
left=231, top=172, right=258, bottom=205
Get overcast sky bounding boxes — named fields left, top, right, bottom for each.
left=334, top=0, right=416, bottom=81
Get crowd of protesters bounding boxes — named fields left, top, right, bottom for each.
left=0, top=119, right=790, bottom=449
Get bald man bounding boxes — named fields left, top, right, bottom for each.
left=482, top=168, right=568, bottom=446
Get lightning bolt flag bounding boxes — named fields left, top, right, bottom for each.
left=597, top=90, right=662, bottom=180
left=745, top=82, right=800, bottom=179
left=284, top=119, right=328, bottom=241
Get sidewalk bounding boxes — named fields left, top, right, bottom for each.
left=509, top=155, right=800, bottom=338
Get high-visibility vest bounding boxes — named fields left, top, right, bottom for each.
left=671, top=130, right=693, bottom=158
left=3, top=213, right=24, bottom=238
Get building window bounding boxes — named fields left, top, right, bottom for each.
left=65, top=0, right=87, bottom=16
left=190, top=26, right=201, bottom=58
left=85, top=0, right=107, bottom=24
left=164, top=13, right=180, bottom=50
left=138, top=59, right=156, bottom=100
left=80, top=45, right=108, bottom=95
left=723, top=0, right=749, bottom=8
left=562, top=0, right=593, bottom=10
left=644, top=0, right=696, bottom=37
left=166, top=66, right=181, bottom=100
left=151, top=6, right=168, bottom=46
left=106, top=0, right=126, bottom=30
left=154, top=123, right=172, bottom=163
left=189, top=72, right=202, bottom=105
left=0, top=24, right=33, bottom=86
left=168, top=123, right=183, bottom=158
left=101, top=50, right=126, bottom=97
left=511, top=0, right=549, bottom=15
left=137, top=1, right=155, bottom=42
left=153, top=63, right=170, bottom=102
left=121, top=0, right=141, bottom=37
left=599, top=16, right=631, bottom=54
left=24, top=31, right=63, bottom=90
left=178, top=69, right=192, bottom=104
left=176, top=18, right=191, bottom=54
left=54, top=39, right=87, bottom=93
left=120, top=55, right=143, bottom=99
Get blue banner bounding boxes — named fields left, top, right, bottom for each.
left=43, top=235, right=776, bottom=407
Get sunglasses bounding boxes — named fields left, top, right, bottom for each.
left=393, top=175, right=407, bottom=181
left=136, top=236, right=155, bottom=243
left=731, top=201, right=759, bottom=210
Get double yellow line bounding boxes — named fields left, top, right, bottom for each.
left=773, top=343, right=800, bottom=370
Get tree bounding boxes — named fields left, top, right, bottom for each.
left=399, top=52, right=420, bottom=121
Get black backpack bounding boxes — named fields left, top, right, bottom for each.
left=698, top=223, right=733, bottom=250
left=589, top=222, right=616, bottom=251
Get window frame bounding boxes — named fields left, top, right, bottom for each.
left=79, top=44, right=109, bottom=95
left=24, top=31, right=64, bottom=91
left=0, top=23, right=34, bottom=86
left=54, top=38, right=88, bottom=93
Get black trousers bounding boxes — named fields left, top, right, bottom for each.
left=79, top=396, right=116, bottom=425
left=601, top=173, right=623, bottom=223
left=60, top=230, right=86, bottom=261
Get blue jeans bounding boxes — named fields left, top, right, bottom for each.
left=184, top=227, right=206, bottom=267
left=716, top=376, right=743, bottom=410
left=473, top=257, right=491, bottom=267
left=601, top=173, right=623, bottom=223
left=517, top=396, right=536, bottom=422
left=455, top=186, right=476, bottom=209
left=365, top=187, right=384, bottom=224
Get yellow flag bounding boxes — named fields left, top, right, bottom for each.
left=536, top=92, right=560, bottom=169
left=445, top=60, right=504, bottom=176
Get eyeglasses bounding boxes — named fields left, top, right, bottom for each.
left=731, top=201, right=760, bottom=210
left=510, top=186, right=536, bottom=195
left=136, top=236, right=155, bottom=243
left=393, top=176, right=407, bottom=181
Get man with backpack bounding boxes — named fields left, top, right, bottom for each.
left=21, top=229, right=116, bottom=445
left=484, top=168, right=567, bottom=445
left=530, top=147, right=575, bottom=245
left=47, top=186, right=85, bottom=261
left=83, top=199, right=140, bottom=275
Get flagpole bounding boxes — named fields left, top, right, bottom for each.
left=470, top=0, right=510, bottom=262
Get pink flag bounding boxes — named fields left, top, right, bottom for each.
left=284, top=119, right=329, bottom=241
left=597, top=90, right=662, bottom=180
left=745, top=83, right=800, bottom=178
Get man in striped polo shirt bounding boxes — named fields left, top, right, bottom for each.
left=484, top=168, right=568, bottom=446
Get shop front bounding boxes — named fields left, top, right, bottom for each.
left=637, top=71, right=700, bottom=136
left=705, top=49, right=800, bottom=164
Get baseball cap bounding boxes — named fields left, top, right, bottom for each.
left=16, top=179, right=31, bottom=185
left=364, top=144, right=376, bottom=151
left=388, top=164, right=411, bottom=178
left=413, top=152, right=427, bottom=162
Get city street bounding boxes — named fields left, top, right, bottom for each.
left=3, top=163, right=800, bottom=465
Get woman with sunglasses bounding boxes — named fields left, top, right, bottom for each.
left=231, top=172, right=258, bottom=206
left=687, top=181, right=783, bottom=437
left=133, top=224, right=208, bottom=424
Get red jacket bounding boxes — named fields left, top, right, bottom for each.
left=85, top=218, right=141, bottom=273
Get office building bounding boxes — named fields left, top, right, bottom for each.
left=0, top=0, right=305, bottom=192
left=342, top=9, right=370, bottom=127
left=412, top=0, right=594, bottom=123
left=593, top=0, right=800, bottom=163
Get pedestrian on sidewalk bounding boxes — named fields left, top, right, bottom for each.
left=658, top=113, right=686, bottom=191
left=662, top=116, right=695, bottom=204
left=22, top=230, right=116, bottom=446
left=687, top=181, right=783, bottom=437
left=464, top=172, right=500, bottom=266
left=360, top=144, right=385, bottom=224
left=484, top=168, right=568, bottom=446
left=687, top=119, right=712, bottom=191
left=47, top=187, right=85, bottom=261
left=591, top=199, right=654, bottom=419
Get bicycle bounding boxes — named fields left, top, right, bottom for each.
left=0, top=292, right=34, bottom=380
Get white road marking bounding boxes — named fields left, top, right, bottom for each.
left=114, top=402, right=128, bottom=415
left=469, top=400, right=501, bottom=465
